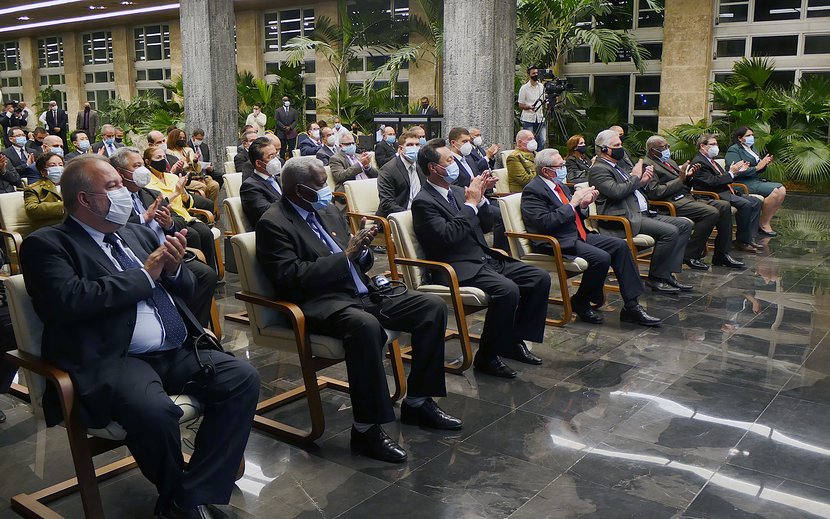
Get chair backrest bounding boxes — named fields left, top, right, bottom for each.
left=224, top=173, right=243, bottom=198
left=226, top=145, right=237, bottom=163
left=223, top=196, right=252, bottom=234
left=324, top=166, right=336, bottom=192
left=575, top=182, right=600, bottom=231
left=4, top=275, right=47, bottom=420
left=715, top=158, right=726, bottom=170
left=292, top=149, right=301, bottom=158
left=388, top=211, right=430, bottom=289
left=224, top=160, right=236, bottom=174
left=344, top=178, right=380, bottom=215
left=492, top=168, right=509, bottom=194
left=500, top=149, right=513, bottom=168
left=367, top=151, right=379, bottom=170
left=0, top=191, right=58, bottom=238
left=497, top=193, right=531, bottom=258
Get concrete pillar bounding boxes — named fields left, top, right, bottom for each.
left=443, top=0, right=516, bottom=148
left=180, top=0, right=237, bottom=174
left=236, top=11, right=263, bottom=78
left=658, top=0, right=715, bottom=130
left=112, top=26, right=137, bottom=102
left=169, top=20, right=183, bottom=82
left=406, top=0, right=437, bottom=108
left=61, top=32, right=84, bottom=130
left=312, top=0, right=339, bottom=119
left=18, top=37, right=40, bottom=105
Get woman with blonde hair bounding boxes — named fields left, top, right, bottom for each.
left=166, top=128, right=220, bottom=210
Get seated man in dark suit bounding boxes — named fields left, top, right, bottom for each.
left=643, top=135, right=744, bottom=269
left=20, top=155, right=259, bottom=519
left=522, top=149, right=659, bottom=326
left=468, top=128, right=500, bottom=171
left=373, top=126, right=397, bottom=168
left=377, top=130, right=424, bottom=217
left=297, top=121, right=322, bottom=157
left=2, top=126, right=32, bottom=183
left=256, top=156, right=460, bottom=464
left=234, top=130, right=258, bottom=178
left=315, top=127, right=338, bottom=166
left=240, top=137, right=282, bottom=226
left=587, top=129, right=693, bottom=294
left=111, top=147, right=219, bottom=327
left=90, top=124, right=125, bottom=157
left=690, top=133, right=762, bottom=254
left=412, top=139, right=551, bottom=379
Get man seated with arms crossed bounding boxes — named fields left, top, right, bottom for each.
left=413, top=139, right=551, bottom=379
left=690, top=134, right=762, bottom=254
left=20, top=155, right=259, bottom=519
left=256, top=156, right=460, bottom=464
left=377, top=130, right=423, bottom=217
left=240, top=137, right=282, bottom=226
left=643, top=135, right=744, bottom=269
left=588, top=129, right=694, bottom=294
left=522, top=149, right=660, bottom=326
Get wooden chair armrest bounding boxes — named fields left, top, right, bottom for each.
left=235, top=292, right=308, bottom=347
left=0, top=228, right=23, bottom=274
left=504, top=231, right=565, bottom=260
left=564, top=182, right=576, bottom=189
left=648, top=200, right=677, bottom=217
left=732, top=182, right=750, bottom=195
left=691, top=190, right=721, bottom=200
left=5, top=349, right=76, bottom=419
left=189, top=208, right=215, bottom=224
left=586, top=215, right=634, bottom=238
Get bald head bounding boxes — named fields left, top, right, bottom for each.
left=609, top=125, right=624, bottom=137
left=516, top=130, right=535, bottom=151
left=147, top=130, right=166, bottom=147
left=281, top=156, right=327, bottom=208
left=43, top=135, right=63, bottom=151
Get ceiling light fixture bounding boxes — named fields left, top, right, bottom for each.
left=0, top=0, right=83, bottom=16
left=0, top=3, right=179, bottom=32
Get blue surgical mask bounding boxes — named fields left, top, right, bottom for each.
left=104, top=137, right=115, bottom=146
left=342, top=144, right=356, bottom=156
left=14, top=136, right=26, bottom=147
left=78, top=140, right=90, bottom=150
left=555, top=166, right=568, bottom=181
left=385, top=135, right=396, bottom=145
left=440, top=161, right=460, bottom=183
left=46, top=166, right=63, bottom=184
left=744, top=136, right=755, bottom=147
left=660, top=149, right=671, bottom=162
left=304, top=185, right=332, bottom=211
left=419, top=137, right=427, bottom=146
left=50, top=147, right=64, bottom=156
left=403, top=146, right=419, bottom=162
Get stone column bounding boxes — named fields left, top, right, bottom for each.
left=112, top=26, right=137, bottom=102
left=18, top=37, right=40, bottom=105
left=179, top=0, right=237, bottom=174
left=236, top=11, right=264, bottom=78
left=169, top=20, right=183, bottom=81
left=443, top=0, right=516, bottom=148
left=61, top=32, right=84, bottom=130
left=312, top=0, right=339, bottom=119
left=658, top=0, right=715, bottom=130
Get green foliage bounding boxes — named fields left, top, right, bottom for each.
left=317, top=83, right=410, bottom=132
left=98, top=92, right=166, bottom=139
left=237, top=66, right=307, bottom=130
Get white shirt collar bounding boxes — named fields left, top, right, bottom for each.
left=540, top=175, right=561, bottom=194
left=70, top=216, right=106, bottom=246
left=254, top=170, right=271, bottom=182
left=427, top=179, right=450, bottom=199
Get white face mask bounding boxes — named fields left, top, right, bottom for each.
left=89, top=187, right=133, bottom=227
left=266, top=157, right=282, bottom=177
left=472, top=136, right=483, bottom=147
left=707, top=145, right=719, bottom=158
left=46, top=166, right=64, bottom=184
left=131, top=166, right=152, bottom=188
left=192, top=139, right=202, bottom=147
left=459, top=142, right=473, bottom=157
left=311, top=130, right=320, bottom=140
left=283, top=101, right=290, bottom=107
left=526, top=139, right=538, bottom=152
left=157, top=142, right=167, bottom=153
left=326, top=136, right=336, bottom=146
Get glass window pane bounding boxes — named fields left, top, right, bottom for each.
left=303, top=9, right=315, bottom=39
left=633, top=115, right=658, bottom=131
left=634, top=93, right=659, bottom=110
left=279, top=9, right=302, bottom=51
left=568, top=46, right=591, bottom=63
left=593, top=75, right=630, bottom=122
left=85, top=73, right=94, bottom=83
left=567, top=75, right=589, bottom=93
left=807, top=0, right=830, bottom=17
left=596, top=0, right=634, bottom=29
left=264, top=12, right=279, bottom=51
left=136, top=70, right=147, bottom=80
left=304, top=60, right=316, bottom=73
left=366, top=55, right=388, bottom=71
left=719, top=4, right=748, bottom=23
left=94, top=71, right=108, bottom=83
left=635, top=75, right=660, bottom=92
left=804, top=35, right=830, bottom=54
left=148, top=68, right=163, bottom=81
left=802, top=71, right=830, bottom=81
left=751, top=35, right=798, bottom=56
left=714, top=73, right=734, bottom=83
left=716, top=39, right=746, bottom=57
left=642, top=42, right=662, bottom=60
left=768, top=70, right=795, bottom=87
left=754, top=0, right=801, bottom=21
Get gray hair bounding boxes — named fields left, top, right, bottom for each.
left=645, top=135, right=667, bottom=151
left=62, top=155, right=110, bottom=214
left=534, top=148, right=562, bottom=174
left=281, top=156, right=325, bottom=193
left=595, top=129, right=618, bottom=149
left=516, top=129, right=534, bottom=143
left=100, top=124, right=115, bottom=134
left=109, top=146, right=141, bottom=171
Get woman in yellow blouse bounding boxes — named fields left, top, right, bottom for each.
left=24, top=152, right=65, bottom=224
left=166, top=128, right=219, bottom=206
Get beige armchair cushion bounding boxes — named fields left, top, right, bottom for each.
left=224, top=197, right=252, bottom=234
left=223, top=173, right=243, bottom=198
left=492, top=168, right=509, bottom=194
left=344, top=178, right=380, bottom=215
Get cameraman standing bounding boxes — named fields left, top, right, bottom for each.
left=517, top=67, right=546, bottom=150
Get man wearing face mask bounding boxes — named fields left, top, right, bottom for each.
left=92, top=124, right=125, bottom=158
left=608, top=125, right=635, bottom=173
left=506, top=129, right=538, bottom=193
left=413, top=138, right=551, bottom=378
left=20, top=155, right=260, bottom=519
left=522, top=149, right=660, bottom=326
left=257, top=156, right=459, bottom=464
left=411, top=125, right=428, bottom=147
left=518, top=67, right=546, bottom=150
left=111, top=147, right=219, bottom=326
left=417, top=97, right=439, bottom=116
left=331, top=117, right=352, bottom=145
left=234, top=130, right=258, bottom=178
left=329, top=133, right=379, bottom=209
left=690, top=133, right=762, bottom=253
left=75, top=102, right=99, bottom=143
left=23, top=134, right=65, bottom=185
left=275, top=96, right=299, bottom=162
left=188, top=128, right=221, bottom=188
left=377, top=130, right=424, bottom=217
left=315, top=127, right=338, bottom=166
left=3, top=127, right=35, bottom=178
left=1, top=103, right=27, bottom=147
left=65, top=130, right=92, bottom=162
left=373, top=126, right=398, bottom=168
left=240, top=138, right=283, bottom=226
left=43, top=100, right=69, bottom=148
left=297, top=122, right=323, bottom=157
left=469, top=128, right=500, bottom=171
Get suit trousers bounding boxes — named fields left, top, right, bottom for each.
left=186, top=220, right=216, bottom=271
left=565, top=234, right=645, bottom=308
left=675, top=199, right=732, bottom=260
left=310, top=291, right=448, bottom=424
left=639, top=214, right=692, bottom=280
left=487, top=203, right=509, bottom=251
left=280, top=138, right=297, bottom=161
left=727, top=194, right=762, bottom=244
left=111, top=347, right=259, bottom=512
left=185, top=259, right=218, bottom=326
left=465, top=259, right=551, bottom=358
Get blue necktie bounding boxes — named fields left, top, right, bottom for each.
left=305, top=213, right=368, bottom=295
left=103, top=233, right=188, bottom=348
left=447, top=190, right=460, bottom=212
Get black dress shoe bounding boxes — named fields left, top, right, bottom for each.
left=734, top=242, right=758, bottom=253
left=160, top=502, right=220, bottom=519
left=758, top=228, right=778, bottom=237
left=350, top=425, right=407, bottom=463
left=685, top=258, right=709, bottom=270
left=751, top=240, right=765, bottom=249
left=620, top=305, right=662, bottom=327
left=501, top=342, right=543, bottom=365
left=712, top=254, right=745, bottom=268
left=667, top=275, right=693, bottom=291
left=645, top=277, right=680, bottom=293
left=473, top=354, right=517, bottom=378
left=401, top=398, right=462, bottom=430
left=574, top=307, right=604, bottom=324
left=0, top=410, right=5, bottom=423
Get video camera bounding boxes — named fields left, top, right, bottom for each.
left=536, top=69, right=573, bottom=97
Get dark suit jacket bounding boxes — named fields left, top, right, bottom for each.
left=2, top=146, right=32, bottom=177
left=453, top=154, right=482, bottom=189
left=471, top=145, right=495, bottom=171
left=643, top=156, right=697, bottom=209
left=377, top=156, right=424, bottom=217
left=724, top=143, right=765, bottom=181
left=690, top=152, right=736, bottom=199
left=297, top=134, right=321, bottom=156
left=64, top=150, right=91, bottom=162
left=188, top=139, right=210, bottom=162
left=316, top=145, right=336, bottom=166
left=234, top=146, right=255, bottom=178
left=275, top=106, right=299, bottom=140
left=329, top=152, right=379, bottom=192
left=0, top=158, right=21, bottom=193
left=45, top=110, right=69, bottom=142
left=1, top=112, right=28, bottom=147
left=373, top=140, right=397, bottom=168
left=587, top=158, right=647, bottom=237
left=240, top=173, right=281, bottom=226
left=91, top=141, right=126, bottom=157
left=126, top=187, right=185, bottom=234
left=256, top=197, right=373, bottom=322
left=565, top=155, right=591, bottom=183
left=521, top=176, right=587, bottom=252
left=418, top=105, right=439, bottom=116
left=20, top=219, right=200, bottom=427
left=411, top=182, right=512, bottom=283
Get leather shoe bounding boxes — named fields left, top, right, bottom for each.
left=645, top=277, right=680, bottom=293
left=0, top=410, right=5, bottom=423
left=758, top=228, right=778, bottom=237
left=502, top=342, right=543, bottom=365
left=667, top=275, right=693, bottom=291
left=350, top=425, right=407, bottom=463
left=685, top=258, right=709, bottom=270
left=473, top=354, right=517, bottom=378
left=734, top=241, right=758, bottom=253
left=574, top=307, right=604, bottom=324
left=160, top=502, right=222, bottom=519
left=620, top=305, right=661, bottom=327
left=401, top=398, right=462, bottom=430
left=712, top=254, right=745, bottom=268
left=751, top=240, right=765, bottom=249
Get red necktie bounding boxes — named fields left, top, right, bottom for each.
left=553, top=183, right=587, bottom=241
left=710, top=158, right=735, bottom=194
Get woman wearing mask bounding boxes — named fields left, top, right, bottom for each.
left=166, top=128, right=220, bottom=210
left=724, top=127, right=785, bottom=236
left=143, top=146, right=217, bottom=269
left=565, top=134, right=592, bottom=183
left=24, top=152, right=65, bottom=223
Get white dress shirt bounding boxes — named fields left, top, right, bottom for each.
left=426, top=180, right=486, bottom=214
left=399, top=156, right=421, bottom=208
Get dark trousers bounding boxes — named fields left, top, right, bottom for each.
left=111, top=347, right=259, bottom=512
left=565, top=233, right=645, bottom=308
left=280, top=137, right=297, bottom=162
left=676, top=199, right=732, bottom=260
left=310, top=291, right=448, bottom=424
left=184, top=259, right=217, bottom=326
left=725, top=193, right=762, bottom=244
left=639, top=214, right=692, bottom=280
left=186, top=220, right=216, bottom=271
left=487, top=203, right=509, bottom=251
left=190, top=193, right=214, bottom=212
left=465, top=259, right=550, bottom=358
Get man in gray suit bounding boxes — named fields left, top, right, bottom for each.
left=329, top=132, right=379, bottom=211
left=587, top=129, right=693, bottom=294
left=75, top=102, right=100, bottom=142
left=275, top=96, right=299, bottom=162
left=316, top=127, right=338, bottom=166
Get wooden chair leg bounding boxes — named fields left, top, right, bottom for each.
left=209, top=298, right=222, bottom=341
left=387, top=339, right=407, bottom=402
left=214, top=239, right=224, bottom=281
left=225, top=311, right=249, bottom=325
left=546, top=266, right=575, bottom=327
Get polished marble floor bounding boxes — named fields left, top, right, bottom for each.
left=3, top=193, right=830, bottom=518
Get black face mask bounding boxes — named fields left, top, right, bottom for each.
left=150, top=159, right=168, bottom=172
left=115, top=137, right=123, bottom=143
left=176, top=139, right=187, bottom=148
left=609, top=147, right=626, bottom=161
left=530, top=75, right=538, bottom=81
left=575, top=145, right=588, bottom=154
left=619, top=134, right=626, bottom=143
